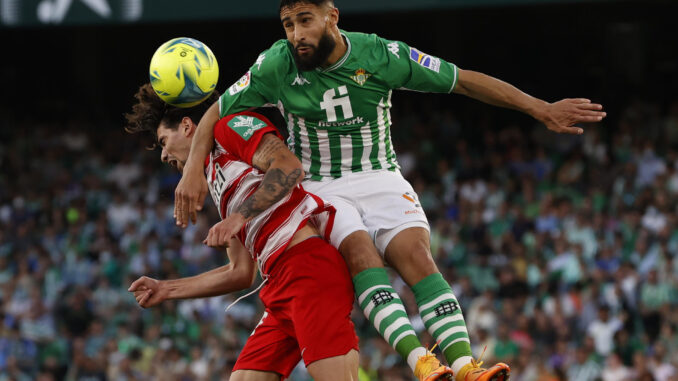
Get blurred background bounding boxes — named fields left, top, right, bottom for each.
left=1, top=0, right=678, bottom=380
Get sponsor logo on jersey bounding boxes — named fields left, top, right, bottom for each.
left=210, top=162, right=228, bottom=201
left=387, top=42, right=400, bottom=58
left=350, top=68, right=371, bottom=86
left=228, top=71, right=251, bottom=96
left=255, top=53, right=266, bottom=70
left=409, top=47, right=441, bottom=73
left=291, top=73, right=311, bottom=86
left=228, top=115, right=267, bottom=140
left=320, top=86, right=353, bottom=122
left=317, top=116, right=365, bottom=127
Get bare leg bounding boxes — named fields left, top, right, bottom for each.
left=230, top=370, right=281, bottom=381
left=306, top=349, right=360, bottom=381
left=383, top=227, right=438, bottom=286
left=339, top=230, right=429, bottom=372
left=338, top=230, right=384, bottom=276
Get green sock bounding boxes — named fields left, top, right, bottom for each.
left=412, top=273, right=473, bottom=373
left=353, top=268, right=427, bottom=371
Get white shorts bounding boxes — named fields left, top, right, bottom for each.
left=302, top=170, right=430, bottom=256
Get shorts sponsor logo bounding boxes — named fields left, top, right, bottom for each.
left=405, top=210, right=421, bottom=215
left=409, top=47, right=441, bottom=73
left=434, top=301, right=459, bottom=317
left=228, top=115, right=267, bottom=140
left=228, top=71, right=251, bottom=96
left=402, top=192, right=421, bottom=208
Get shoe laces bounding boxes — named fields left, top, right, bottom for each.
left=415, top=342, right=442, bottom=376
left=468, top=346, right=487, bottom=371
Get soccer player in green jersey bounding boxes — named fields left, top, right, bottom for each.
left=173, top=1, right=606, bottom=380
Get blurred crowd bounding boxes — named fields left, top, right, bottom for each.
left=1, top=97, right=678, bottom=381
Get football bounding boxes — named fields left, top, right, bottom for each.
left=149, top=37, right=219, bottom=108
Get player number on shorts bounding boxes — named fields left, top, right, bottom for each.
left=320, top=85, right=354, bottom=122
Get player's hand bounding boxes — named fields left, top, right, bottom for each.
left=174, top=169, right=208, bottom=228
left=204, top=214, right=247, bottom=248
left=128, top=276, right=168, bottom=308
left=539, top=98, right=606, bottom=134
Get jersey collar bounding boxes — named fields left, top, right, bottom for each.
left=317, top=32, right=351, bottom=73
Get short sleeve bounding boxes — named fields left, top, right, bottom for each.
left=377, top=37, right=458, bottom=94
left=214, top=111, right=283, bottom=166
left=219, top=41, right=291, bottom=118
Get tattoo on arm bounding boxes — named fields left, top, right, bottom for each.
left=236, top=167, right=303, bottom=219
left=252, top=134, right=286, bottom=172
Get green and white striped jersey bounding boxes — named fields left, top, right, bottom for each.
left=219, top=30, right=458, bottom=181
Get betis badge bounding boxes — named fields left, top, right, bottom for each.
left=351, top=68, right=371, bottom=86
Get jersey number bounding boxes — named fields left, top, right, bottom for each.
left=320, top=86, right=354, bottom=122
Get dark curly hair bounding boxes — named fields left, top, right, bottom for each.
left=124, top=83, right=220, bottom=148
left=279, top=0, right=334, bottom=12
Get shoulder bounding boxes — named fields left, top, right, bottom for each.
left=344, top=30, right=387, bottom=52
left=344, top=30, right=404, bottom=65
left=252, top=39, right=294, bottom=76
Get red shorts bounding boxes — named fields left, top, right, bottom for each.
left=232, top=237, right=359, bottom=378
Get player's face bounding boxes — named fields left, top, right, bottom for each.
left=281, top=3, right=337, bottom=71
left=156, top=122, right=192, bottom=173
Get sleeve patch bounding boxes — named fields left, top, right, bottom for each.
left=409, top=47, right=441, bottom=73
left=228, top=71, right=251, bottom=96
left=227, top=115, right=268, bottom=140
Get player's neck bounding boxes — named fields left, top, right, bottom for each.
left=323, top=29, right=347, bottom=68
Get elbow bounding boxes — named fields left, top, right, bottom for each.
left=452, top=68, right=471, bottom=95
left=230, top=265, right=256, bottom=290
left=295, top=166, right=305, bottom=186
left=290, top=155, right=305, bottom=185
left=272, top=156, right=305, bottom=186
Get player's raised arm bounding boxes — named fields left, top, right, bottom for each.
left=129, top=237, right=256, bottom=308
left=380, top=37, right=606, bottom=134
left=173, top=44, right=286, bottom=228
left=452, top=68, right=607, bottom=134
left=205, top=132, right=305, bottom=248
left=174, top=101, right=219, bottom=228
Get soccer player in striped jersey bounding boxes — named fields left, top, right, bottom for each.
left=125, top=84, right=361, bottom=381
left=173, top=1, right=607, bottom=380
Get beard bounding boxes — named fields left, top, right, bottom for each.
left=292, top=29, right=336, bottom=71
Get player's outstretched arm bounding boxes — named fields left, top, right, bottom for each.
left=129, top=237, right=256, bottom=308
left=453, top=68, right=606, bottom=134
left=204, top=133, right=305, bottom=248
left=174, top=101, right=221, bottom=228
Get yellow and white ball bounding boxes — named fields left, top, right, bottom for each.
left=149, top=37, right=219, bottom=108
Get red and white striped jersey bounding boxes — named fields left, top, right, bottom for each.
left=204, top=111, right=335, bottom=275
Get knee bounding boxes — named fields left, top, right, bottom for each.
left=338, top=231, right=383, bottom=275
left=391, top=235, right=433, bottom=265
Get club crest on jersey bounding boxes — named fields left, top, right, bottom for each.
left=228, top=115, right=267, bottom=140
left=409, top=47, right=441, bottom=73
left=228, top=71, right=251, bottom=96
left=350, top=68, right=372, bottom=86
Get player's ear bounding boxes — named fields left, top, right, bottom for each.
left=182, top=117, right=196, bottom=137
left=325, top=4, right=339, bottom=27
